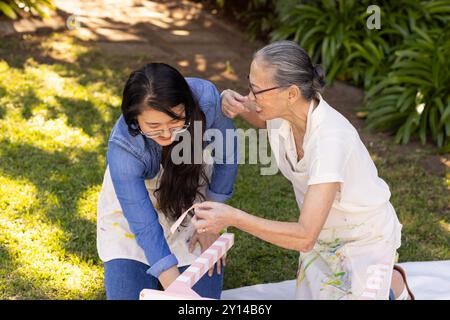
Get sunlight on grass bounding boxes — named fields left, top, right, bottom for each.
left=2, top=115, right=98, bottom=153
left=0, top=33, right=119, bottom=299
left=0, top=176, right=103, bottom=299
left=0, top=31, right=448, bottom=299
left=0, top=176, right=37, bottom=214
left=40, top=33, right=89, bottom=64
left=76, top=185, right=102, bottom=223
left=440, top=220, right=450, bottom=233
left=0, top=215, right=103, bottom=299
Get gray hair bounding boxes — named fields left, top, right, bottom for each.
left=253, top=40, right=325, bottom=100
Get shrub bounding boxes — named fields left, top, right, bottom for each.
left=211, top=0, right=450, bottom=148
left=208, top=0, right=278, bottom=40
left=364, top=27, right=450, bottom=148
left=0, top=0, right=54, bottom=20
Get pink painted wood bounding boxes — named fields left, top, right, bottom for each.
left=140, top=233, right=234, bottom=300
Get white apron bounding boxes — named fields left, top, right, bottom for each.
left=267, top=97, right=402, bottom=300
left=96, top=160, right=213, bottom=267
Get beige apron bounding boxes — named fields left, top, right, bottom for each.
left=295, top=203, right=401, bottom=299
left=268, top=103, right=402, bottom=300
left=97, top=157, right=213, bottom=267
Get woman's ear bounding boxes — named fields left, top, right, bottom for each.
left=288, top=85, right=302, bottom=104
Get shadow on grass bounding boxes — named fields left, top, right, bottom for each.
left=13, top=86, right=44, bottom=120
left=53, top=96, right=113, bottom=137
left=0, top=5, right=254, bottom=93
left=0, top=34, right=137, bottom=94
left=374, top=153, right=450, bottom=262
left=0, top=86, right=5, bottom=119
left=0, top=137, right=104, bottom=262
left=0, top=243, right=52, bottom=299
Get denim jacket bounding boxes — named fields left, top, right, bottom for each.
left=106, top=78, right=238, bottom=278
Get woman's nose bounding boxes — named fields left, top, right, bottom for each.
left=161, top=128, right=172, bottom=139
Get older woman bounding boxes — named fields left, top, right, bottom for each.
left=192, top=40, right=414, bottom=300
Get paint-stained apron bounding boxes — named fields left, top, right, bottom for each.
left=294, top=202, right=402, bottom=299
left=272, top=133, right=402, bottom=300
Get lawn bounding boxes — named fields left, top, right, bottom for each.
left=0, top=32, right=448, bottom=299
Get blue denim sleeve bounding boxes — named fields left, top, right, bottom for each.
left=107, top=142, right=178, bottom=278
left=205, top=85, right=238, bottom=203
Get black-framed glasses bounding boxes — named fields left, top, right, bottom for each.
left=139, top=121, right=191, bottom=138
left=247, top=74, right=289, bottom=98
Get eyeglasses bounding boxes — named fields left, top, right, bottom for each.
left=139, top=121, right=191, bottom=138
left=247, top=74, right=289, bottom=99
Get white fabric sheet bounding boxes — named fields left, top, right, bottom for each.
left=222, top=260, right=450, bottom=300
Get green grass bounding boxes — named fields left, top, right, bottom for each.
left=0, top=32, right=448, bottom=299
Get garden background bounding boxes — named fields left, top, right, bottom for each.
left=0, top=0, right=448, bottom=299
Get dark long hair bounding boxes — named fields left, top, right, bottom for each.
left=121, top=63, right=208, bottom=221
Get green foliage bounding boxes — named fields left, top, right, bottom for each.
left=364, top=27, right=450, bottom=148
left=209, top=0, right=278, bottom=40
left=0, top=30, right=448, bottom=300
left=236, top=0, right=278, bottom=41
left=0, top=0, right=54, bottom=20
left=212, top=0, right=450, bottom=147
left=272, top=0, right=392, bottom=86
left=273, top=0, right=450, bottom=147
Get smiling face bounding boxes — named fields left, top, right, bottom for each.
left=136, top=104, right=186, bottom=146
left=248, top=57, right=308, bottom=121
left=247, top=58, right=291, bottom=121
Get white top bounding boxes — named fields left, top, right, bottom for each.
left=267, top=95, right=402, bottom=299
left=267, top=95, right=392, bottom=213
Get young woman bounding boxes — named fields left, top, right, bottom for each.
left=192, top=41, right=414, bottom=300
left=96, top=63, right=237, bottom=300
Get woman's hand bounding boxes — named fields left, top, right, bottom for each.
left=192, top=201, right=238, bottom=234
left=221, top=89, right=250, bottom=119
left=221, top=89, right=266, bottom=128
left=188, top=230, right=227, bottom=277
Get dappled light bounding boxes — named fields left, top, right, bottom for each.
left=0, top=0, right=448, bottom=300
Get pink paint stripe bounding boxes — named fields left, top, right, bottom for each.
left=182, top=271, right=198, bottom=287
left=203, top=253, right=216, bottom=267
left=217, top=238, right=229, bottom=247
left=191, top=261, right=208, bottom=275
left=210, top=245, right=224, bottom=257
left=215, top=239, right=229, bottom=252
left=192, top=261, right=207, bottom=271
left=169, top=233, right=235, bottom=292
